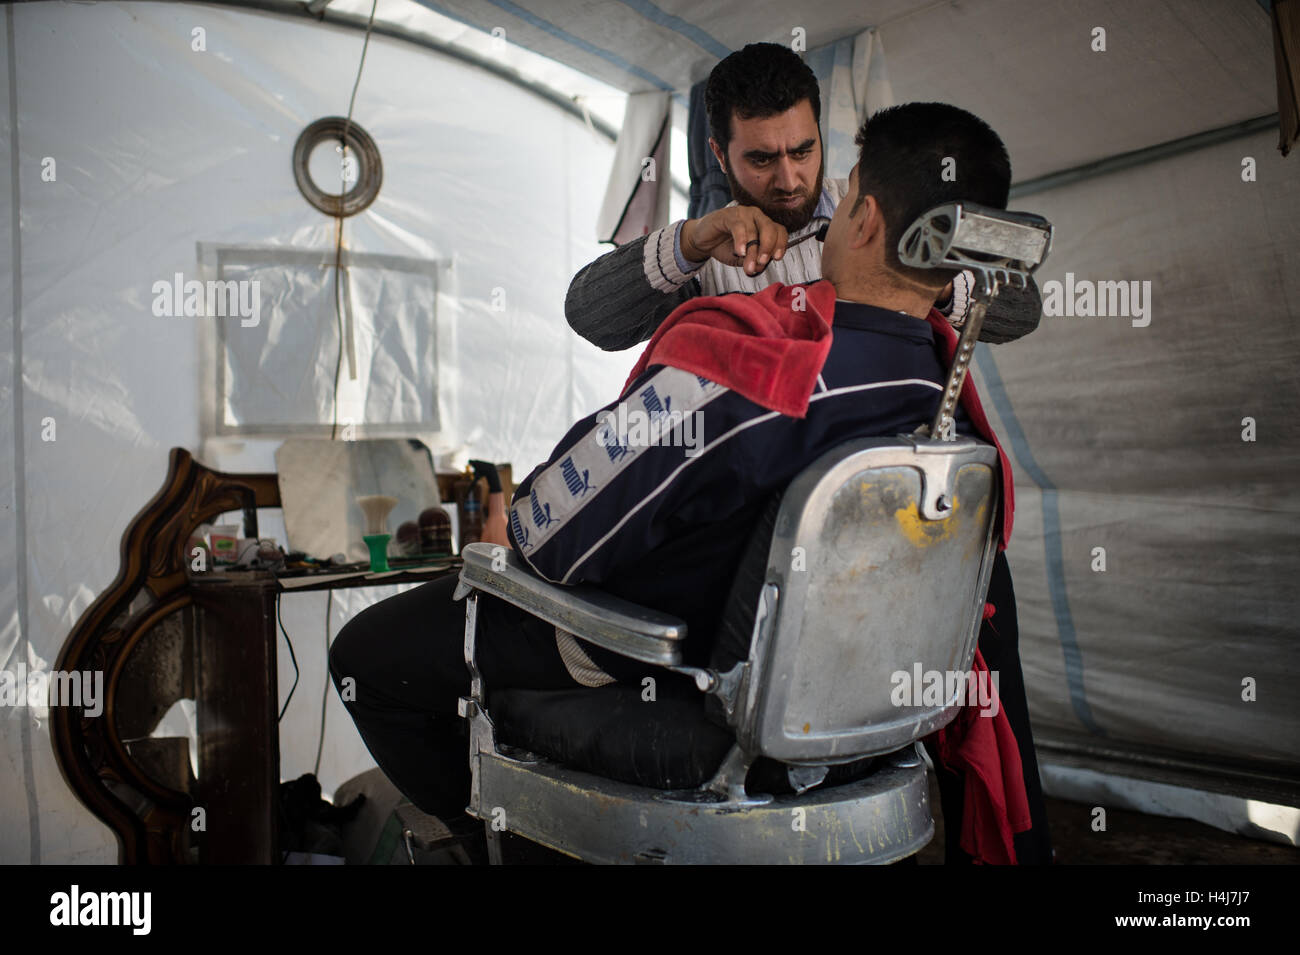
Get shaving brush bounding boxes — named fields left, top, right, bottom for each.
left=356, top=494, right=398, bottom=571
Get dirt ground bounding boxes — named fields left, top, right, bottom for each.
left=915, top=771, right=1299, bottom=865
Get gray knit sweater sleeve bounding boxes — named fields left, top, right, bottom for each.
left=978, top=276, right=1043, bottom=344
left=565, top=227, right=700, bottom=352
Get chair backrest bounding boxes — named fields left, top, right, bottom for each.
left=730, top=435, right=1000, bottom=763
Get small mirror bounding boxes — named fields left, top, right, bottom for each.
left=275, top=438, right=442, bottom=562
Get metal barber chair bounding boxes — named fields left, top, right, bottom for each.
left=454, top=202, right=1052, bottom=864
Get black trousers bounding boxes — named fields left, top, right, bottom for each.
left=923, top=550, right=1054, bottom=864
left=330, top=552, right=1052, bottom=863
left=328, top=576, right=582, bottom=820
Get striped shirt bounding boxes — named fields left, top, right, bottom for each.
left=648, top=179, right=848, bottom=296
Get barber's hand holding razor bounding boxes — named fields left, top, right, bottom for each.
left=680, top=206, right=789, bottom=277
left=468, top=459, right=511, bottom=548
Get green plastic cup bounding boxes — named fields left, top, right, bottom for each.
left=363, top=534, right=391, bottom=573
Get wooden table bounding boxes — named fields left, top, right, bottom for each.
left=51, top=447, right=459, bottom=864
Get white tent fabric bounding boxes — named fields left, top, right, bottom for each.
left=981, top=129, right=1300, bottom=770
left=411, top=0, right=917, bottom=92
left=0, top=0, right=644, bottom=863
left=977, top=128, right=1299, bottom=843
left=2, top=0, right=1297, bottom=863
left=414, top=0, right=1273, bottom=176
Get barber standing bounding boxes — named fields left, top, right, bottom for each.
left=565, top=42, right=1042, bottom=353
left=564, top=42, right=1053, bottom=866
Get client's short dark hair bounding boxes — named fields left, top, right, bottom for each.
left=852, top=103, right=1011, bottom=285
left=705, top=43, right=820, bottom=158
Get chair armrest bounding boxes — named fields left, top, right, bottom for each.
left=456, top=543, right=687, bottom=668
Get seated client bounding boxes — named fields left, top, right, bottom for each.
left=330, top=101, right=1011, bottom=847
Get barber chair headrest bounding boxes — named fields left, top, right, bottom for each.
left=896, top=201, right=1054, bottom=441
left=898, top=201, right=1052, bottom=294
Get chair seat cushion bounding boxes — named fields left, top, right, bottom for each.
left=490, top=680, right=883, bottom=793
left=491, top=679, right=734, bottom=790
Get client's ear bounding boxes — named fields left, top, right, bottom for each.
left=848, top=194, right=883, bottom=251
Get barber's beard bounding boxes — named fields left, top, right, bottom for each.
left=724, top=164, right=825, bottom=232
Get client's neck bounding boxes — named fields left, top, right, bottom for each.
left=832, top=269, right=940, bottom=321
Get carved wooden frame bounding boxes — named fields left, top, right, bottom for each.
left=50, top=448, right=280, bottom=864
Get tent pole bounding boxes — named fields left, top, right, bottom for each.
left=160, top=0, right=693, bottom=199
left=148, top=1, right=620, bottom=135
left=1011, top=113, right=1280, bottom=199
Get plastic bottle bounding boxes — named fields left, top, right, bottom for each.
left=454, top=467, right=484, bottom=550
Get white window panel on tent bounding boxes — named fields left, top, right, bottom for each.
left=196, top=244, right=447, bottom=437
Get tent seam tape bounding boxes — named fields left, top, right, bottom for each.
left=415, top=0, right=678, bottom=93
left=6, top=2, right=41, bottom=865
left=973, top=345, right=1105, bottom=738
left=609, top=0, right=730, bottom=59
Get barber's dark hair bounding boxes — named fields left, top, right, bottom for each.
left=852, top=102, right=1011, bottom=285
left=705, top=43, right=820, bottom=159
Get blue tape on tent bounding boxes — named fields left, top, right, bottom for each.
left=414, top=0, right=679, bottom=92
left=611, top=0, right=730, bottom=59
left=974, top=343, right=1106, bottom=737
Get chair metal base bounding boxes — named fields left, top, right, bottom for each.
left=467, top=742, right=933, bottom=865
